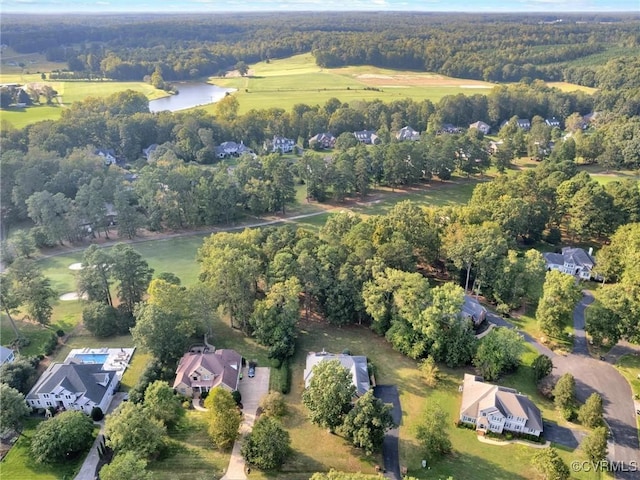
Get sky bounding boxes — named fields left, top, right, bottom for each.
left=2, top=0, right=639, bottom=14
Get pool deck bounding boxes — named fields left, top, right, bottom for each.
left=65, top=347, right=135, bottom=378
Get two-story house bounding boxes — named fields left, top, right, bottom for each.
left=354, top=130, right=380, bottom=145
left=267, top=136, right=296, bottom=154
left=26, top=361, right=118, bottom=415
left=309, top=133, right=336, bottom=149
left=469, top=121, right=491, bottom=135
left=214, top=141, right=254, bottom=159
left=543, top=247, right=596, bottom=280
left=460, top=374, right=543, bottom=437
left=173, top=349, right=242, bottom=397
left=396, top=126, right=420, bottom=141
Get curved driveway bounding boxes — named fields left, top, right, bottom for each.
left=488, top=292, right=639, bottom=480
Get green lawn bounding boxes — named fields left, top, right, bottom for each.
left=616, top=354, right=640, bottom=399
left=207, top=53, right=495, bottom=115
left=147, top=410, right=230, bottom=480
left=0, top=418, right=96, bottom=480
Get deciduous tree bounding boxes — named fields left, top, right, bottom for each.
left=241, top=416, right=290, bottom=470
left=99, top=452, right=150, bottom=480
left=414, top=402, right=451, bottom=463
left=553, top=373, right=576, bottom=411
left=577, top=393, right=604, bottom=429
left=105, top=402, right=166, bottom=458
left=532, top=354, right=553, bottom=383
left=0, top=384, right=30, bottom=435
left=473, top=327, right=524, bottom=381
left=204, top=388, right=241, bottom=450
left=581, top=426, right=608, bottom=464
left=31, top=410, right=94, bottom=463
left=536, top=271, right=581, bottom=338
left=531, top=447, right=570, bottom=480
left=144, top=380, right=184, bottom=427
left=341, top=390, right=395, bottom=454
left=302, top=359, right=356, bottom=432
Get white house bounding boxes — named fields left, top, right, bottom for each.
left=396, top=126, right=420, bottom=141
left=304, top=350, right=370, bottom=397
left=95, top=149, right=117, bottom=166
left=214, top=141, right=253, bottom=159
left=0, top=346, right=15, bottom=365
left=354, top=130, right=380, bottom=145
left=26, top=361, right=118, bottom=415
left=543, top=247, right=596, bottom=280
left=460, top=374, right=543, bottom=437
left=545, top=117, right=561, bottom=128
left=267, top=136, right=296, bottom=154
left=469, top=121, right=491, bottom=135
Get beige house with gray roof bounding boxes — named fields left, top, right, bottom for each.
left=459, top=374, right=543, bottom=437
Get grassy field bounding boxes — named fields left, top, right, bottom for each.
left=208, top=53, right=496, bottom=115
left=0, top=418, right=96, bottom=480
left=616, top=354, right=640, bottom=399
left=546, top=82, right=598, bottom=94
left=147, top=410, right=230, bottom=480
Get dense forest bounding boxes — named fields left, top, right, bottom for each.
left=3, top=13, right=640, bottom=90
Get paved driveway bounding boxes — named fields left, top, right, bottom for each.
left=222, top=366, right=270, bottom=480
left=542, top=421, right=584, bottom=449
left=374, top=385, right=402, bottom=480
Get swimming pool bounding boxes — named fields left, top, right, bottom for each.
left=73, top=353, right=109, bottom=365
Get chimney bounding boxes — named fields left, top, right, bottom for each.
left=588, top=247, right=593, bottom=256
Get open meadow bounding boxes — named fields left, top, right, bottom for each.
left=208, top=53, right=496, bottom=114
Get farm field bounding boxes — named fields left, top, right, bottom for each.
left=208, top=53, right=497, bottom=114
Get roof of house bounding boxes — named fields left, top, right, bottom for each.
left=26, top=362, right=116, bottom=404
left=304, top=350, right=370, bottom=397
left=173, top=349, right=242, bottom=392
left=310, top=132, right=335, bottom=141
left=561, top=247, right=595, bottom=268
left=470, top=121, right=490, bottom=130
left=396, top=126, right=419, bottom=140
left=460, top=374, right=543, bottom=433
left=0, top=346, right=14, bottom=363
left=544, top=247, right=595, bottom=269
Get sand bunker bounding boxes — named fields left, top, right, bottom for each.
left=68, top=263, right=83, bottom=270
left=59, top=292, right=87, bottom=301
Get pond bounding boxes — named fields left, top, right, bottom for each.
left=149, top=82, right=235, bottom=113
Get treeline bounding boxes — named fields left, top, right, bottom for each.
left=3, top=82, right=640, bottom=240
left=3, top=13, right=639, bottom=89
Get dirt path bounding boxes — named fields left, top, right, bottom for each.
left=27, top=178, right=477, bottom=263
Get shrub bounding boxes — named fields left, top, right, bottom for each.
left=56, top=329, right=65, bottom=337
left=231, top=390, right=242, bottom=406
left=42, top=332, right=58, bottom=356
left=91, top=407, right=104, bottom=421
left=561, top=407, right=576, bottom=422
left=259, top=392, right=286, bottom=418
left=276, top=359, right=291, bottom=394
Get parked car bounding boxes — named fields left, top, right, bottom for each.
left=248, top=365, right=256, bottom=378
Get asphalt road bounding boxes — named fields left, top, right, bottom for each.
left=488, top=292, right=639, bottom=480
left=374, top=385, right=402, bottom=480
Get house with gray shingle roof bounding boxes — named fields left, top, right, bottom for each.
left=396, top=126, right=420, bottom=141
left=460, top=374, right=543, bottom=437
left=461, top=296, right=487, bottom=326
left=354, top=130, right=380, bottom=145
left=304, top=350, right=370, bottom=397
left=0, top=346, right=15, bottom=365
left=173, top=349, right=242, bottom=397
left=26, top=361, right=118, bottom=415
left=469, top=121, right=491, bottom=135
left=543, top=247, right=596, bottom=280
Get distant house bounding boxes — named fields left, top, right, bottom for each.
left=267, top=135, right=296, bottom=154
left=488, top=140, right=503, bottom=155
left=309, top=133, right=336, bottom=149
left=583, top=112, right=599, bottom=126
left=95, top=148, right=117, bottom=166
left=173, top=349, right=242, bottom=397
left=142, top=143, right=159, bottom=160
left=26, top=361, right=118, bottom=415
left=545, top=117, right=561, bottom=128
left=396, top=126, right=420, bottom=141
left=459, top=374, right=543, bottom=437
left=0, top=346, right=15, bottom=365
left=438, top=123, right=462, bottom=134
left=516, top=119, right=531, bottom=130
left=543, top=247, right=596, bottom=281
left=353, top=130, right=380, bottom=145
left=304, top=350, right=370, bottom=397
left=469, top=121, right=491, bottom=135
left=214, top=141, right=253, bottom=159
left=461, top=296, right=487, bottom=326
